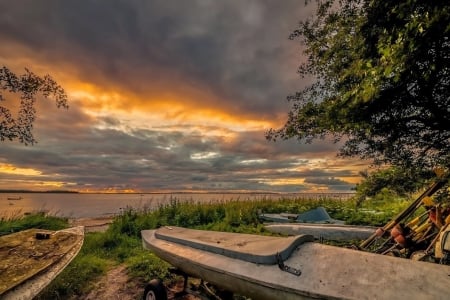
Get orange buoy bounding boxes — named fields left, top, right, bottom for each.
left=390, top=225, right=403, bottom=238
left=394, top=234, right=407, bottom=247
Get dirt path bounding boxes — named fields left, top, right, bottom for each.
left=70, top=218, right=200, bottom=300
left=81, top=265, right=144, bottom=300
left=80, top=264, right=200, bottom=300
left=69, top=218, right=145, bottom=299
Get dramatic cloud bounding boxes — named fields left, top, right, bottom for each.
left=0, top=0, right=368, bottom=193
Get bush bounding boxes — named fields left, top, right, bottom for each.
left=126, top=250, right=172, bottom=281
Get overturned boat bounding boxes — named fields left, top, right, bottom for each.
left=259, top=206, right=345, bottom=224
left=0, top=226, right=84, bottom=300
left=142, top=226, right=450, bottom=300
left=260, top=206, right=375, bottom=240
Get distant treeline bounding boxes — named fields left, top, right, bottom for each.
left=0, top=190, right=78, bottom=194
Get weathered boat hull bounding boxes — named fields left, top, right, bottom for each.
left=142, top=226, right=450, bottom=300
left=265, top=223, right=377, bottom=240
left=0, top=226, right=84, bottom=300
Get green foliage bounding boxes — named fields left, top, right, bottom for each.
left=0, top=66, right=68, bottom=145
left=108, top=196, right=399, bottom=237
left=267, top=0, right=450, bottom=170
left=81, top=230, right=142, bottom=262
left=37, top=230, right=142, bottom=298
left=109, top=199, right=262, bottom=239
left=354, top=166, right=435, bottom=205
left=126, top=250, right=172, bottom=282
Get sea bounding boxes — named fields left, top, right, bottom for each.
left=0, top=192, right=354, bottom=219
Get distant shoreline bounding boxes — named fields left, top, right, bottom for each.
left=0, top=190, right=79, bottom=194
left=0, top=190, right=356, bottom=195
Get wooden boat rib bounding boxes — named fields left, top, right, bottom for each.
left=142, top=226, right=450, bottom=300
left=0, top=226, right=84, bottom=300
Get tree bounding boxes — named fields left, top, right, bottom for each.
left=354, top=166, right=434, bottom=205
left=0, top=66, right=68, bottom=145
left=267, top=0, right=449, bottom=171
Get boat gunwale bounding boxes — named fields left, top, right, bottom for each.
left=141, top=227, right=450, bottom=300
left=142, top=229, right=327, bottom=300
left=154, top=226, right=314, bottom=264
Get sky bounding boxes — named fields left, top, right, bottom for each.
left=0, top=0, right=369, bottom=193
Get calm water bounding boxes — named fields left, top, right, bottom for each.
left=0, top=192, right=354, bottom=218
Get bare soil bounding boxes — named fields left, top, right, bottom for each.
left=80, top=265, right=146, bottom=300
left=78, top=264, right=201, bottom=300
left=71, top=218, right=201, bottom=300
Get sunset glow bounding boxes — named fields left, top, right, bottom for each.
left=0, top=1, right=368, bottom=193
left=0, top=164, right=42, bottom=176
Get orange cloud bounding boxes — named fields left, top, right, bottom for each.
left=66, top=79, right=274, bottom=136
left=0, top=164, right=42, bottom=176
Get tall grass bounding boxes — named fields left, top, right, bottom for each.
left=0, top=212, right=68, bottom=235
left=108, top=196, right=405, bottom=239
left=3, top=195, right=409, bottom=299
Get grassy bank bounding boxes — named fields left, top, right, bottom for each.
left=1, top=195, right=407, bottom=299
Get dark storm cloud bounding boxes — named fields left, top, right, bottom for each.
left=220, top=130, right=344, bottom=159
left=0, top=0, right=309, bottom=117
left=0, top=108, right=357, bottom=192
left=305, top=177, right=351, bottom=186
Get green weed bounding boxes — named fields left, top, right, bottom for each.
left=0, top=212, right=68, bottom=235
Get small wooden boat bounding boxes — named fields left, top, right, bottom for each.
left=7, top=196, right=22, bottom=200
left=264, top=223, right=377, bottom=240
left=142, top=226, right=450, bottom=300
left=0, top=226, right=84, bottom=300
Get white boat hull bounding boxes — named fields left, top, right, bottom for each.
left=264, top=223, right=377, bottom=240
left=142, top=226, right=450, bottom=300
